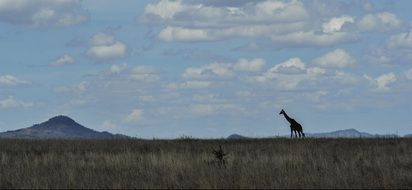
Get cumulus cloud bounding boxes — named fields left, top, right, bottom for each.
left=167, top=80, right=214, bottom=90
left=183, top=62, right=234, bottom=79
left=101, top=120, right=118, bottom=130
left=322, top=16, right=354, bottom=34
left=387, top=30, right=412, bottom=49
left=357, top=12, right=402, bottom=32
left=0, top=96, right=34, bottom=109
left=250, top=58, right=327, bottom=90
left=0, top=0, right=88, bottom=26
left=55, top=81, right=88, bottom=95
left=364, top=72, right=397, bottom=92
left=182, top=58, right=266, bottom=80
left=141, top=0, right=308, bottom=27
left=313, top=49, right=356, bottom=68
left=268, top=58, right=306, bottom=74
left=158, top=26, right=213, bottom=42
left=333, top=71, right=359, bottom=85
left=125, top=108, right=143, bottom=123
left=405, top=68, right=412, bottom=80
left=86, top=33, right=127, bottom=62
left=365, top=30, right=412, bottom=65
left=140, top=0, right=362, bottom=47
left=110, top=64, right=127, bottom=75
left=50, top=54, right=75, bottom=66
left=269, top=31, right=358, bottom=47
left=141, top=1, right=307, bottom=41
left=190, top=103, right=246, bottom=116
left=234, top=58, right=266, bottom=72
left=129, top=66, right=160, bottom=82
left=0, top=75, right=30, bottom=87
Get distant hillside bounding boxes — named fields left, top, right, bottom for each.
left=306, top=128, right=375, bottom=138
left=227, top=128, right=400, bottom=139
left=0, top=115, right=129, bottom=139
left=227, top=134, right=248, bottom=140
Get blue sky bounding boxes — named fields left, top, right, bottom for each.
left=1, top=0, right=412, bottom=138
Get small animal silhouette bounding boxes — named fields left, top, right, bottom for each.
left=279, top=109, right=305, bottom=138
left=212, top=145, right=227, bottom=167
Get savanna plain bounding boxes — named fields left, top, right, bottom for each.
left=0, top=138, right=411, bottom=189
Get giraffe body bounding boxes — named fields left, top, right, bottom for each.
left=279, top=109, right=305, bottom=138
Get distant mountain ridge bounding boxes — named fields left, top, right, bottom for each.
left=227, top=128, right=402, bottom=139
left=227, top=134, right=249, bottom=140
left=0, top=115, right=128, bottom=139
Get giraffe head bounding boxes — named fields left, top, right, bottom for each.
left=279, top=109, right=285, bottom=115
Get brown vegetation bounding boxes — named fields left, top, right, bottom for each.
left=0, top=138, right=411, bottom=189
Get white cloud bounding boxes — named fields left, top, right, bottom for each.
left=141, top=1, right=360, bottom=47
left=142, top=0, right=322, bottom=44
left=167, top=80, right=213, bottom=90
left=110, top=64, right=127, bottom=75
left=191, top=103, right=246, bottom=116
left=364, top=72, right=397, bottom=92
left=86, top=33, right=127, bottom=62
left=0, top=0, right=88, bottom=26
left=89, top=32, right=115, bottom=46
left=234, top=58, right=266, bottom=72
left=142, top=0, right=190, bottom=20
left=405, top=68, right=412, bottom=80
left=249, top=57, right=329, bottom=90
left=0, top=96, right=34, bottom=109
left=183, top=62, right=233, bottom=79
left=322, top=16, right=354, bottom=34
left=0, top=75, right=30, bottom=87
left=270, top=58, right=306, bottom=74
left=387, top=30, right=412, bottom=49
left=130, top=66, right=160, bottom=82
left=333, top=71, right=359, bottom=84
left=313, top=49, right=356, bottom=68
left=303, top=90, right=328, bottom=102
left=125, top=108, right=143, bottom=124
left=270, top=31, right=357, bottom=47
left=158, top=26, right=213, bottom=42
left=101, top=120, right=118, bottom=131
left=142, top=0, right=308, bottom=27
left=182, top=58, right=266, bottom=80
left=54, top=81, right=88, bottom=95
left=50, top=54, right=75, bottom=66
left=357, top=12, right=402, bottom=32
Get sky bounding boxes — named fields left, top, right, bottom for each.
left=1, top=0, right=412, bottom=138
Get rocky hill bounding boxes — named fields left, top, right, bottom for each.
left=0, top=115, right=128, bottom=139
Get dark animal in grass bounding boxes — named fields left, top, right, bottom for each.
left=279, top=109, right=305, bottom=138
left=209, top=145, right=228, bottom=168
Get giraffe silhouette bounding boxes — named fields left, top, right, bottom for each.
left=279, top=109, right=305, bottom=138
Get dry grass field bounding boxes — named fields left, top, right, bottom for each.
left=0, top=138, right=411, bottom=189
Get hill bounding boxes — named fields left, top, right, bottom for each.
left=306, top=128, right=374, bottom=138
left=227, top=133, right=249, bottom=140
left=227, top=128, right=399, bottom=139
left=0, top=115, right=128, bottom=139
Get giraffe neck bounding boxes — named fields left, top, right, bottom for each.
left=282, top=112, right=293, bottom=124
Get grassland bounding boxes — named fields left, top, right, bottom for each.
left=0, top=138, right=411, bottom=189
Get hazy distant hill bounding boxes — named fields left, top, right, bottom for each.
left=0, top=115, right=128, bottom=139
left=227, top=134, right=248, bottom=140
left=227, top=128, right=400, bottom=139
left=306, top=128, right=375, bottom=138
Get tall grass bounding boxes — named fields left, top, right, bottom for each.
left=0, top=138, right=411, bottom=189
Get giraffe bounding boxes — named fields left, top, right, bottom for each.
left=279, top=109, right=305, bottom=138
